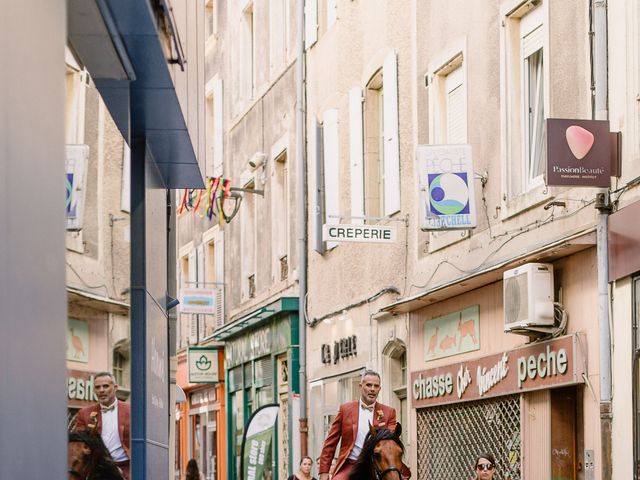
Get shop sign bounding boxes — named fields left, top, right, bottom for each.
left=411, top=335, right=584, bottom=408
left=225, top=319, right=292, bottom=368
left=416, top=144, right=477, bottom=230
left=67, top=318, right=89, bottom=363
left=321, top=335, right=357, bottom=365
left=179, top=288, right=216, bottom=314
left=424, top=306, right=480, bottom=361
left=546, top=118, right=611, bottom=187
left=322, top=224, right=397, bottom=244
left=190, top=388, right=217, bottom=406
left=188, top=347, right=220, bottom=383
left=67, top=370, right=98, bottom=405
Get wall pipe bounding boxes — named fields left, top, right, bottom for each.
left=296, top=0, right=309, bottom=458
left=593, top=0, right=612, bottom=478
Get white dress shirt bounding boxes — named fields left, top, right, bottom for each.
left=348, top=401, right=374, bottom=461
left=101, top=401, right=128, bottom=462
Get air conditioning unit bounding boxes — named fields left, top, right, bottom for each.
left=503, top=263, right=555, bottom=333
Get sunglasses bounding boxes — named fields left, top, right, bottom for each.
left=476, top=463, right=495, bottom=471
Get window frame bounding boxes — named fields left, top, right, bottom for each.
left=500, top=0, right=550, bottom=218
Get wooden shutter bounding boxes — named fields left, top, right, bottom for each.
left=327, top=0, right=337, bottom=28
left=197, top=245, right=206, bottom=340
left=349, top=88, right=364, bottom=225
left=322, top=109, right=340, bottom=249
left=188, top=251, right=197, bottom=344
left=445, top=67, right=466, bottom=144
left=383, top=51, right=400, bottom=216
left=305, top=0, right=318, bottom=49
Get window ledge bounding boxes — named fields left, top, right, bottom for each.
left=501, top=182, right=554, bottom=220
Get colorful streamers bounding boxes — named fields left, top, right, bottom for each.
left=178, top=177, right=231, bottom=222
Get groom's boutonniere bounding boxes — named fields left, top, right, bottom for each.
left=88, top=411, right=98, bottom=429
left=376, top=409, right=384, bottom=422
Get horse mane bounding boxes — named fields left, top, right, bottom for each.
left=348, top=425, right=404, bottom=480
left=69, top=431, right=125, bottom=480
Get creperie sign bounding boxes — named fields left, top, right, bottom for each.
left=411, top=335, right=584, bottom=408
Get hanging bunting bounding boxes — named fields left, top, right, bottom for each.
left=177, top=177, right=232, bottom=221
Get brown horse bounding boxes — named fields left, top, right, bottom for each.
left=68, top=431, right=125, bottom=480
left=348, top=423, right=405, bottom=480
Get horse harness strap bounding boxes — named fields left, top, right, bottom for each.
left=375, top=465, right=403, bottom=480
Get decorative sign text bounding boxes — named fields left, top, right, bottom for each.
left=321, top=335, right=357, bottom=364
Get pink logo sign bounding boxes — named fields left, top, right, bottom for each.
left=565, top=125, right=594, bottom=160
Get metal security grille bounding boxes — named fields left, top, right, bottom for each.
left=416, top=395, right=521, bottom=480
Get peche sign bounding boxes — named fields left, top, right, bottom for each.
left=411, top=335, right=584, bottom=408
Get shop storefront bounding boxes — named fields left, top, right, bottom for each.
left=176, top=347, right=226, bottom=480
left=212, top=297, right=300, bottom=480
left=412, top=335, right=584, bottom=479
left=403, top=251, right=603, bottom=479
left=608, top=199, right=640, bottom=478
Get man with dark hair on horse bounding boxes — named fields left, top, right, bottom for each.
left=75, top=372, right=131, bottom=480
left=318, top=370, right=411, bottom=480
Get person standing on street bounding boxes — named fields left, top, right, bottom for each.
left=75, top=372, right=131, bottom=480
left=288, top=456, right=317, bottom=480
left=185, top=458, right=205, bottom=480
left=318, top=370, right=410, bottom=480
left=472, top=453, right=497, bottom=480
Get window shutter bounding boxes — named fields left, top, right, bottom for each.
left=312, top=121, right=325, bottom=254
left=383, top=51, right=400, bottom=216
left=188, top=251, right=197, bottom=344
left=305, top=0, right=318, bottom=49
left=445, top=67, right=466, bottom=144
left=213, top=79, right=224, bottom=177
left=327, top=0, right=337, bottom=29
left=322, top=109, right=340, bottom=249
left=197, top=245, right=206, bottom=340
left=214, top=235, right=225, bottom=328
left=349, top=88, right=364, bottom=225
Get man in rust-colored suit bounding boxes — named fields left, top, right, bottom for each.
left=75, top=372, right=131, bottom=480
left=318, top=370, right=410, bottom=480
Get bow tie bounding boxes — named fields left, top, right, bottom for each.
left=101, top=404, right=116, bottom=413
left=360, top=401, right=374, bottom=412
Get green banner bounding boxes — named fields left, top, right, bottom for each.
left=241, top=404, right=279, bottom=480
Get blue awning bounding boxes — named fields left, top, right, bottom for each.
left=67, top=0, right=204, bottom=189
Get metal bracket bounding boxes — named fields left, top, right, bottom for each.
left=230, top=187, right=264, bottom=196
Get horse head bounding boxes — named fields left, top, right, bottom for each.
left=350, top=422, right=405, bottom=480
left=68, top=431, right=125, bottom=480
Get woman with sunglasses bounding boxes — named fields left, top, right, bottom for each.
left=473, top=453, right=497, bottom=480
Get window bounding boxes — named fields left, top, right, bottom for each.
left=428, top=53, right=467, bottom=145
left=364, top=71, right=385, bottom=218
left=241, top=180, right=257, bottom=300
left=112, top=341, right=130, bottom=398
left=269, top=0, right=289, bottom=75
left=243, top=4, right=255, bottom=99
left=203, top=230, right=225, bottom=333
left=351, top=51, right=401, bottom=222
left=65, top=47, right=87, bottom=145
left=271, top=148, right=289, bottom=280
left=205, top=0, right=216, bottom=41
left=204, top=78, right=225, bottom=178
left=502, top=1, right=547, bottom=201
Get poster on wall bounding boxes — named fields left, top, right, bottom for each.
left=416, top=144, right=477, bottom=230
left=67, top=318, right=89, bottom=363
left=240, top=404, right=279, bottom=480
left=424, top=306, right=480, bottom=362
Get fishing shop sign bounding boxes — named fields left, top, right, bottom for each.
left=411, top=334, right=585, bottom=408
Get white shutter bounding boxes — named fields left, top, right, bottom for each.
left=445, top=67, right=466, bottom=144
left=349, top=88, right=364, bottom=225
left=197, top=245, right=206, bottom=340
left=305, top=0, right=317, bottom=49
left=326, top=0, right=337, bottom=29
left=188, top=251, right=197, bottom=344
left=214, top=235, right=225, bottom=328
left=322, top=109, right=340, bottom=249
left=383, top=51, right=400, bottom=216
left=213, top=79, right=224, bottom=177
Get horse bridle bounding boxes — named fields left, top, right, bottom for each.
left=68, top=469, right=88, bottom=480
left=374, top=464, right=403, bottom=480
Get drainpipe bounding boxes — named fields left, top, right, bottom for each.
left=296, top=0, right=309, bottom=458
left=593, top=1, right=612, bottom=478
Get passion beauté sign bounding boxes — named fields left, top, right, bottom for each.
left=411, top=334, right=584, bottom=408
